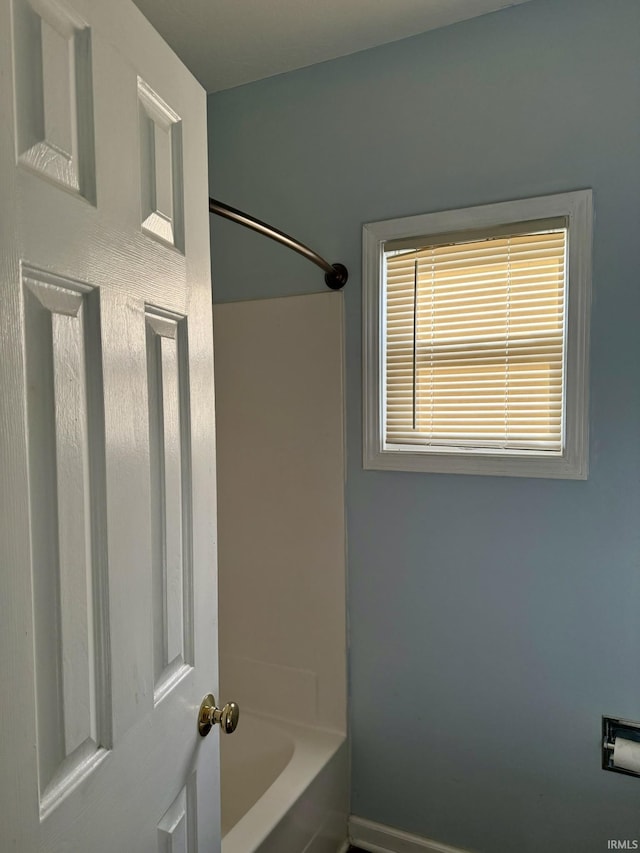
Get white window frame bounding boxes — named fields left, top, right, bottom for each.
left=363, top=190, right=592, bottom=479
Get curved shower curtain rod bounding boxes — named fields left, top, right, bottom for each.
left=209, top=198, right=348, bottom=290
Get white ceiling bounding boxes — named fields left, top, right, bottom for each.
left=132, top=0, right=533, bottom=93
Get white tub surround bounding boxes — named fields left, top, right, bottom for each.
left=214, top=292, right=347, bottom=733
left=214, top=291, right=348, bottom=851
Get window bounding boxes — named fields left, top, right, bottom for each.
left=363, top=191, right=592, bottom=478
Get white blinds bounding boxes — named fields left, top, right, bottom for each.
left=384, top=227, right=567, bottom=452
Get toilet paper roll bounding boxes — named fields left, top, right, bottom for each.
left=613, top=738, right=640, bottom=774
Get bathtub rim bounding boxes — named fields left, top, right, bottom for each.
left=221, top=711, right=346, bottom=853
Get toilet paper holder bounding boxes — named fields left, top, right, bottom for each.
left=602, top=716, right=640, bottom=778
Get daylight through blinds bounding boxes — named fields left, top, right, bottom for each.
left=384, top=227, right=567, bottom=451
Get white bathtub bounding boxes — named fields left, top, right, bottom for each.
left=221, top=713, right=348, bottom=853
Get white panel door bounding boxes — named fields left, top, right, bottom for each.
left=0, top=0, right=220, bottom=850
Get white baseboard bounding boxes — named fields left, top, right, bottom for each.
left=349, top=817, right=473, bottom=853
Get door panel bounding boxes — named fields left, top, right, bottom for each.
left=0, top=0, right=219, bottom=849
left=158, top=776, right=198, bottom=853
left=22, top=268, right=111, bottom=818
left=138, top=80, right=185, bottom=251
left=12, top=0, right=96, bottom=200
left=145, top=308, right=195, bottom=704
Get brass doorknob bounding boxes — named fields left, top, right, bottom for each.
left=198, top=693, right=240, bottom=737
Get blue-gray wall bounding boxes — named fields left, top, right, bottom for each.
left=208, top=1, right=640, bottom=850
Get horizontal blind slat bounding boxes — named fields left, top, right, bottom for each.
left=384, top=226, right=566, bottom=452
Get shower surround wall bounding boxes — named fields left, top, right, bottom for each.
left=213, top=292, right=346, bottom=734
left=209, top=0, right=640, bottom=850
